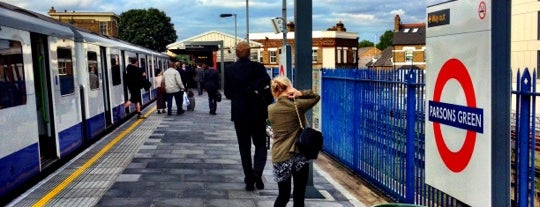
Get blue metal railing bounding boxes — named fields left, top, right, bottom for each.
left=512, top=68, right=538, bottom=207
left=321, top=67, right=540, bottom=206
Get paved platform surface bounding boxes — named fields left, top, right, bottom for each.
left=8, top=91, right=390, bottom=207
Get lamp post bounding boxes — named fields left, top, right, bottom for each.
left=220, top=13, right=237, bottom=48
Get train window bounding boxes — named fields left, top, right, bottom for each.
left=58, top=48, right=74, bottom=95
left=87, top=51, right=99, bottom=90
left=0, top=39, right=26, bottom=109
left=110, top=54, right=121, bottom=86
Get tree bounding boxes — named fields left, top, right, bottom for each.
left=119, top=8, right=177, bottom=52
left=359, top=40, right=374, bottom=47
left=376, top=30, right=394, bottom=50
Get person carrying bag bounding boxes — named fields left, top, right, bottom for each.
left=267, top=75, right=320, bottom=207
left=293, top=97, right=323, bottom=160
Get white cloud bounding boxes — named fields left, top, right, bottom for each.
left=3, top=0, right=426, bottom=43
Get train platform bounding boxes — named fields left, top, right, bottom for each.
left=7, top=92, right=389, bottom=207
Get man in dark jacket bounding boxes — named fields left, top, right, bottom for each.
left=203, top=63, right=219, bottom=115
left=224, top=41, right=272, bottom=191
left=124, top=57, right=146, bottom=118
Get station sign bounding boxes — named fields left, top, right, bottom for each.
left=426, top=1, right=493, bottom=206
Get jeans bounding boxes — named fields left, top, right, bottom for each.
left=166, top=91, right=184, bottom=114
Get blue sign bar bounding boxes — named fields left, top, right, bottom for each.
left=428, top=101, right=484, bottom=133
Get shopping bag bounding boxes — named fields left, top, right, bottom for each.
left=183, top=92, right=190, bottom=107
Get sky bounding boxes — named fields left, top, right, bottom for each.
left=4, top=0, right=426, bottom=44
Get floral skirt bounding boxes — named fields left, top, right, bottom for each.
left=272, top=153, right=308, bottom=183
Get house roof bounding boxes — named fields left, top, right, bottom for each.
left=166, top=30, right=262, bottom=49
left=371, top=46, right=393, bottom=67
left=393, top=23, right=426, bottom=45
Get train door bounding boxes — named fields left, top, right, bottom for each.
left=124, top=51, right=137, bottom=113
left=100, top=47, right=112, bottom=126
left=109, top=51, right=124, bottom=123
left=139, top=55, right=149, bottom=104
left=84, top=44, right=106, bottom=142
left=30, top=33, right=58, bottom=167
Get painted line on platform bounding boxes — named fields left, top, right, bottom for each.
left=32, top=107, right=155, bottom=207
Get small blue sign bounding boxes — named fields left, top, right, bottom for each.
left=428, top=101, right=484, bottom=133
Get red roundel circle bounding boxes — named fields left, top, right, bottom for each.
left=432, top=58, right=477, bottom=173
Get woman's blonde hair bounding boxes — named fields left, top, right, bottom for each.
left=270, top=76, right=291, bottom=98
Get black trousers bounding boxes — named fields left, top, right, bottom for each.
left=274, top=164, right=309, bottom=207
left=207, top=89, right=217, bottom=113
left=233, top=118, right=268, bottom=183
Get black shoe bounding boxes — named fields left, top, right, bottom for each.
left=157, top=110, right=161, bottom=114
left=245, top=183, right=255, bottom=191
left=255, top=177, right=264, bottom=190
left=177, top=110, right=185, bottom=115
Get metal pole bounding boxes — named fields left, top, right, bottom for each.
left=234, top=14, right=237, bottom=47
left=295, top=0, right=322, bottom=199
left=246, top=0, right=249, bottom=44
left=282, top=0, right=286, bottom=46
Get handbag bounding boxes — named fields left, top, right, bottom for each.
left=216, top=91, right=222, bottom=102
left=294, top=98, right=323, bottom=160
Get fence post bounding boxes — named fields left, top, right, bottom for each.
left=405, top=69, right=417, bottom=203
left=517, top=68, right=532, bottom=207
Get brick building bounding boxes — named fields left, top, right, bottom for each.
left=392, top=15, right=426, bottom=70
left=250, top=21, right=359, bottom=69
left=47, top=7, right=119, bottom=37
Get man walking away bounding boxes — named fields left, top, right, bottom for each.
left=225, top=42, right=272, bottom=191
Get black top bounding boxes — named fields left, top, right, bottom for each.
left=224, top=58, right=271, bottom=122
left=203, top=68, right=219, bottom=92
left=125, top=64, right=144, bottom=89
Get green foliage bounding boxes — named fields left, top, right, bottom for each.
left=118, top=8, right=178, bottom=52
left=376, top=30, right=394, bottom=51
left=359, top=40, right=375, bottom=47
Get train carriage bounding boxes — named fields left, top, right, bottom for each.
left=0, top=2, right=168, bottom=200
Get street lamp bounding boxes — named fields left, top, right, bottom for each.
left=220, top=13, right=237, bottom=49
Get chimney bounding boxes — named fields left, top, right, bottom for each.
left=336, top=21, right=346, bottom=32
left=48, top=6, right=56, bottom=14
left=394, top=15, right=401, bottom=32
left=287, top=21, right=295, bottom=32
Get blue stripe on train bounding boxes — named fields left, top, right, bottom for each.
left=86, top=112, right=106, bottom=141
left=0, top=143, right=39, bottom=197
left=59, top=123, right=83, bottom=158
left=113, top=103, right=127, bottom=124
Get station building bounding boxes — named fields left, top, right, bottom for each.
left=166, top=21, right=359, bottom=70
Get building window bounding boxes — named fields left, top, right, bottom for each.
left=99, top=22, right=108, bottom=35
left=312, top=49, right=318, bottom=63
left=537, top=50, right=540, bottom=79
left=343, top=47, right=348, bottom=64
left=352, top=48, right=357, bottom=64
left=269, top=50, right=277, bottom=64
left=404, top=47, right=414, bottom=64
left=0, top=39, right=26, bottom=109
left=58, top=48, right=75, bottom=95
left=337, top=47, right=342, bottom=64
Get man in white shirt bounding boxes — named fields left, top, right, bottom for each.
left=163, top=61, right=186, bottom=115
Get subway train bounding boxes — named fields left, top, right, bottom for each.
left=0, top=2, right=168, bottom=200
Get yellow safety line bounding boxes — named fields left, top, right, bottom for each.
left=32, top=107, right=156, bottom=207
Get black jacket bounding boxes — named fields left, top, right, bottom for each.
left=203, top=68, right=219, bottom=92
left=224, top=58, right=271, bottom=122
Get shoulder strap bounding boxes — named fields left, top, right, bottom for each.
left=293, top=97, right=306, bottom=129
